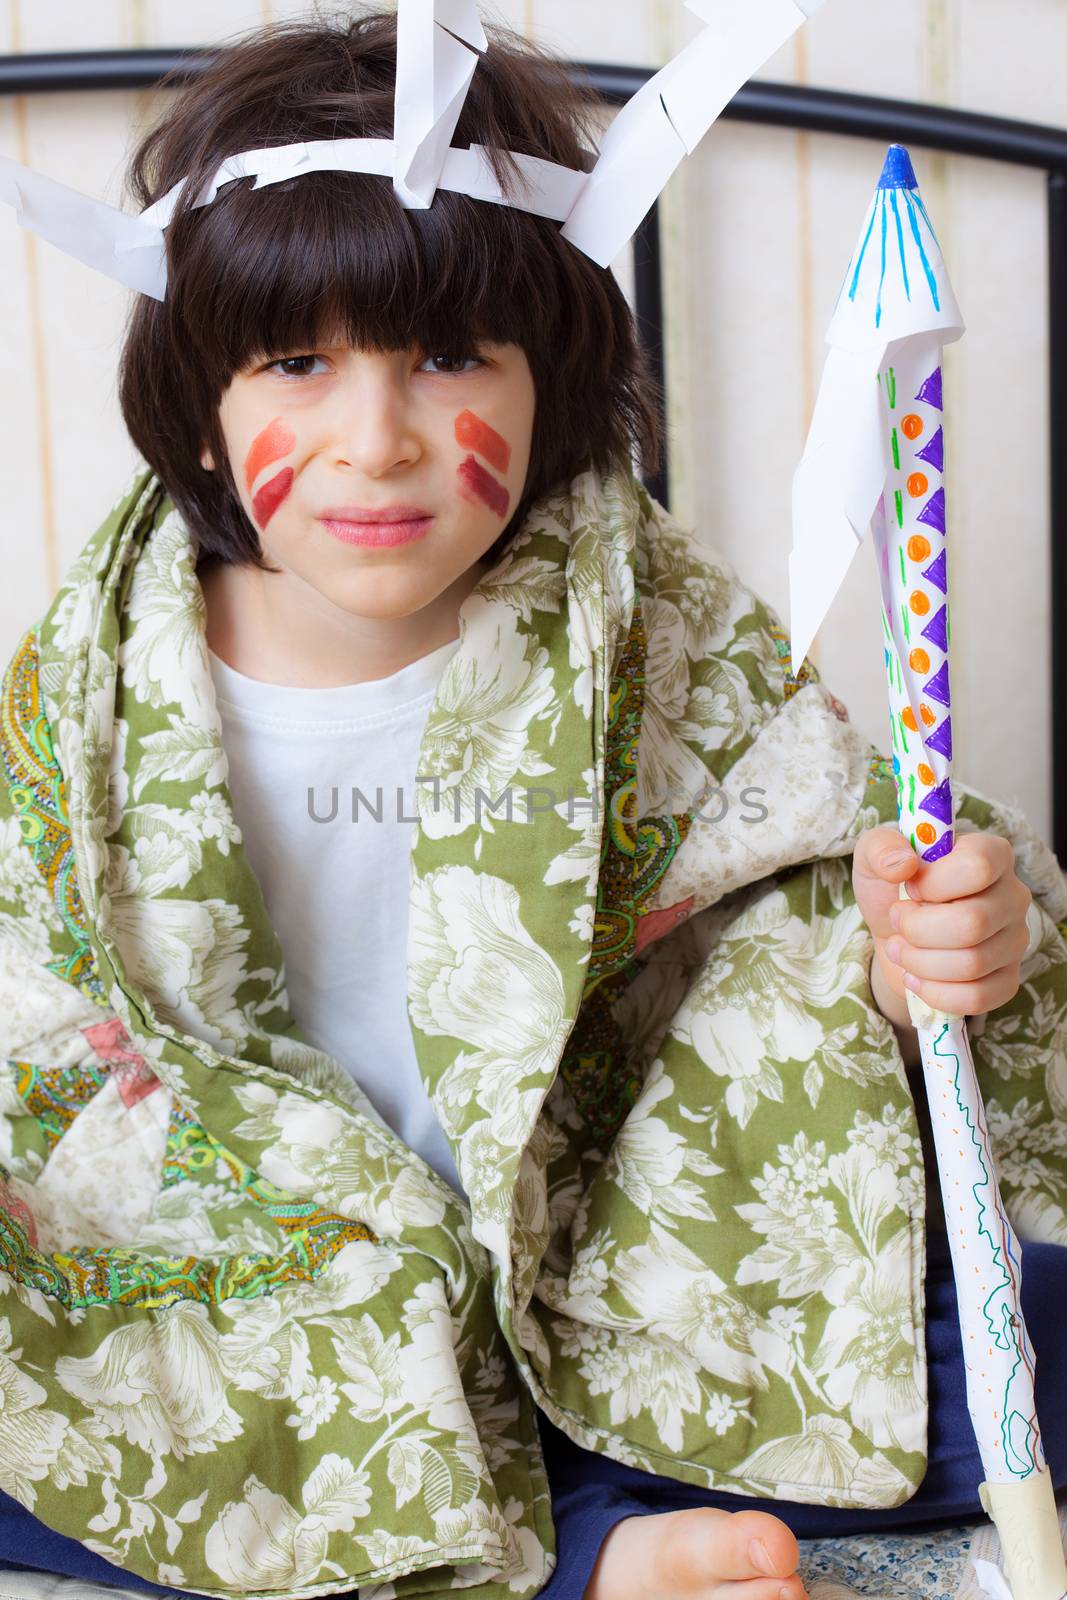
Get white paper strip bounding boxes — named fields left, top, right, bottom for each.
left=393, top=0, right=486, bottom=208
left=438, top=144, right=589, bottom=218
left=560, top=0, right=825, bottom=266
left=0, top=154, right=167, bottom=299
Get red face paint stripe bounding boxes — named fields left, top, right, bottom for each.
left=454, top=410, right=511, bottom=475
left=458, top=455, right=510, bottom=520
left=244, top=417, right=296, bottom=494
left=252, top=467, right=293, bottom=531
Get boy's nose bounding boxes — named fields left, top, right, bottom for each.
left=330, top=386, right=422, bottom=477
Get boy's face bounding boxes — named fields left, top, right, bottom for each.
left=202, top=340, right=536, bottom=620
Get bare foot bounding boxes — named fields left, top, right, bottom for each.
left=584, top=1506, right=807, bottom=1600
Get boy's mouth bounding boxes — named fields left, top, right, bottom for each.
left=318, top=505, right=434, bottom=547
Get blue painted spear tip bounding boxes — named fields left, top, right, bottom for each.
left=877, top=144, right=919, bottom=191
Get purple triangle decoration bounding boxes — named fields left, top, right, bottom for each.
left=916, top=367, right=943, bottom=410
left=921, top=605, right=949, bottom=653
left=919, top=778, right=954, bottom=824
left=922, top=548, right=948, bottom=593
left=922, top=829, right=954, bottom=863
left=926, top=715, right=953, bottom=762
left=917, top=488, right=946, bottom=535
left=923, top=659, right=951, bottom=707
left=917, top=426, right=944, bottom=473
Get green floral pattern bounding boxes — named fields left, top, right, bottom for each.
left=0, top=464, right=1064, bottom=1596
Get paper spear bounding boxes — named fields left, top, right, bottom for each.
left=790, top=146, right=1067, bottom=1600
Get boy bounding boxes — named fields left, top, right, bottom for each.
left=0, top=12, right=1064, bottom=1600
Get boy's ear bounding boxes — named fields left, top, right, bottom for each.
left=200, top=446, right=215, bottom=471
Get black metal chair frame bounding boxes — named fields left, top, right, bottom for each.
left=2, top=49, right=1064, bottom=860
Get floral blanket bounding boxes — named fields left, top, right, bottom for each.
left=1, top=465, right=1065, bottom=1598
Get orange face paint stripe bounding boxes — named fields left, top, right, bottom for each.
left=454, top=410, right=511, bottom=475
left=244, top=417, right=296, bottom=494
left=252, top=467, right=293, bottom=531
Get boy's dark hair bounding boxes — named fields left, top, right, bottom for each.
left=118, top=8, right=663, bottom=572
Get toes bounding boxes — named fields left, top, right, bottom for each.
left=731, top=1511, right=801, bottom=1578
left=657, top=1507, right=801, bottom=1588
left=709, top=1579, right=807, bottom=1600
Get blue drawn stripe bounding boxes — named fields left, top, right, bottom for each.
left=876, top=193, right=888, bottom=328
left=890, top=189, right=911, bottom=302
left=904, top=190, right=941, bottom=311
left=849, top=198, right=879, bottom=303
left=913, top=190, right=944, bottom=250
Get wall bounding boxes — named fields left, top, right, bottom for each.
left=0, top=0, right=1060, bottom=841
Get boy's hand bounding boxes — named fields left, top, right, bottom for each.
left=852, top=826, right=1032, bottom=1022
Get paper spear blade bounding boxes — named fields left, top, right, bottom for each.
left=561, top=0, right=825, bottom=268
left=393, top=0, right=487, bottom=210
left=788, top=144, right=965, bottom=678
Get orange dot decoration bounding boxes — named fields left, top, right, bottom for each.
left=902, top=414, right=924, bottom=440
left=907, top=472, right=929, bottom=499
left=920, top=703, right=937, bottom=727
left=909, top=590, right=931, bottom=616
left=909, top=647, right=931, bottom=673
left=918, top=762, right=936, bottom=786
left=907, top=535, right=931, bottom=562
left=902, top=707, right=919, bottom=732
left=916, top=822, right=937, bottom=845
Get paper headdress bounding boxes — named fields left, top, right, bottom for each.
left=0, top=0, right=823, bottom=299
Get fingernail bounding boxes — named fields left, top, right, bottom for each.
left=904, top=972, right=920, bottom=991
left=885, top=938, right=902, bottom=965
left=750, top=1538, right=777, bottom=1576
left=888, top=905, right=902, bottom=930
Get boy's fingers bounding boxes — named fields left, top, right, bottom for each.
left=905, top=832, right=1015, bottom=902
left=901, top=963, right=1022, bottom=1016
left=892, top=887, right=1020, bottom=950
left=885, top=922, right=1029, bottom=983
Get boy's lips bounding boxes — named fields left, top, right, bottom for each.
left=318, top=505, right=433, bottom=522
left=317, top=506, right=435, bottom=547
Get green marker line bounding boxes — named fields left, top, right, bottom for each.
left=901, top=602, right=911, bottom=642
left=898, top=546, right=906, bottom=587
left=887, top=367, right=897, bottom=409
left=909, top=772, right=916, bottom=816
left=895, top=489, right=904, bottom=528
left=892, top=429, right=901, bottom=470
left=899, top=718, right=909, bottom=754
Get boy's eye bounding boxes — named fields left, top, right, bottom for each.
left=265, top=354, right=328, bottom=379
left=420, top=353, right=482, bottom=375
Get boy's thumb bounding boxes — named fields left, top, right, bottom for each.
left=857, top=827, right=920, bottom=883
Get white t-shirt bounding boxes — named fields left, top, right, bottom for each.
left=208, top=638, right=465, bottom=1196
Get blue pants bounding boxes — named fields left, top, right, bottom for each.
left=2, top=1230, right=1065, bottom=1599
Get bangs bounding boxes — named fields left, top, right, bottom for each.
left=169, top=167, right=549, bottom=384
left=119, top=10, right=661, bottom=570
